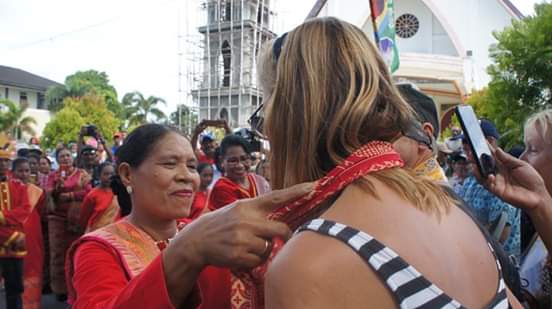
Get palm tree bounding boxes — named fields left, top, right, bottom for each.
left=0, top=99, right=37, bottom=139
left=122, top=91, right=167, bottom=127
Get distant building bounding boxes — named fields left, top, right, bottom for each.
left=0, top=65, right=61, bottom=138
left=192, top=0, right=276, bottom=128
left=308, top=0, right=522, bottom=126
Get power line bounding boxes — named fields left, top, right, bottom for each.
left=7, top=16, right=122, bottom=50
left=5, top=0, right=177, bottom=51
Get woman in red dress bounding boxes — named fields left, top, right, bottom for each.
left=208, top=134, right=270, bottom=211
left=45, top=147, right=91, bottom=300
left=38, top=155, right=51, bottom=189
left=66, top=123, right=309, bottom=308
left=186, top=163, right=213, bottom=221
left=80, top=162, right=120, bottom=233
left=12, top=157, right=46, bottom=309
left=200, top=134, right=271, bottom=309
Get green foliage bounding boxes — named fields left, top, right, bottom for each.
left=482, top=3, right=552, bottom=148
left=0, top=99, right=38, bottom=139
left=169, top=105, right=198, bottom=135
left=46, top=70, right=122, bottom=117
left=42, top=94, right=120, bottom=149
left=122, top=91, right=167, bottom=127
left=42, top=108, right=84, bottom=148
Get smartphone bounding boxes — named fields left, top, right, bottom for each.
left=59, top=165, right=70, bottom=178
left=455, top=105, right=496, bottom=178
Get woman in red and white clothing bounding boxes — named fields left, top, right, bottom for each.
left=45, top=147, right=91, bottom=300
left=66, top=123, right=309, bottom=308
left=185, top=163, right=213, bottom=222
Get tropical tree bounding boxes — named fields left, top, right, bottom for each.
left=169, top=104, right=199, bottom=134
left=122, top=91, right=167, bottom=127
left=479, top=2, right=552, bottom=148
left=46, top=70, right=122, bottom=116
left=0, top=99, right=38, bottom=139
left=42, top=94, right=120, bottom=149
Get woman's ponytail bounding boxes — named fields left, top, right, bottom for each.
left=110, top=175, right=132, bottom=216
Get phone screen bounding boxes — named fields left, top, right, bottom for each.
left=455, top=105, right=496, bottom=178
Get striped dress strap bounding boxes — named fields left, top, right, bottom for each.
left=297, top=219, right=510, bottom=309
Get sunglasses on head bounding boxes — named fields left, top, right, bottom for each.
left=402, top=121, right=433, bottom=150
left=247, top=33, right=289, bottom=135
left=248, top=103, right=265, bottom=135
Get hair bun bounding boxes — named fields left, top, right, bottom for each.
left=110, top=175, right=132, bottom=216
left=110, top=175, right=126, bottom=196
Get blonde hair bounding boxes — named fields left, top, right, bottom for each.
left=264, top=17, right=452, bottom=215
left=525, top=109, right=552, bottom=146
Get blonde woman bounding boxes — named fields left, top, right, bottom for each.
left=251, top=17, right=521, bottom=308
left=484, top=110, right=552, bottom=307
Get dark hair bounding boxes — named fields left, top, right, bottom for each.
left=98, top=161, right=114, bottom=174
left=40, top=155, right=51, bottom=166
left=220, top=134, right=251, bottom=157
left=214, top=147, right=224, bottom=173
left=12, top=157, right=29, bottom=172
left=55, top=147, right=71, bottom=160
left=197, top=162, right=213, bottom=174
left=110, top=176, right=132, bottom=216
left=27, top=154, right=40, bottom=162
left=111, top=124, right=180, bottom=216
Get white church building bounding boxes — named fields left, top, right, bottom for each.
left=308, top=0, right=523, bottom=123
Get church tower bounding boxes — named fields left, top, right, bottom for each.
left=192, top=0, right=276, bottom=128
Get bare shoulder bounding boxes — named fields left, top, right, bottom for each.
left=265, top=227, right=395, bottom=309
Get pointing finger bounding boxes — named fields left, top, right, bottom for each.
left=247, top=182, right=315, bottom=215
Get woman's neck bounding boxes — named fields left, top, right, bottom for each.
left=229, top=175, right=247, bottom=186
left=128, top=210, right=177, bottom=241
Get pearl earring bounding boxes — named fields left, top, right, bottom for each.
left=126, top=185, right=133, bottom=194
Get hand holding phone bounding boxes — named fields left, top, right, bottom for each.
left=455, top=105, right=496, bottom=178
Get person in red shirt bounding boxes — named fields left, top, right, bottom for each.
left=45, top=147, right=91, bottom=300
left=197, top=135, right=217, bottom=165
left=65, top=123, right=308, bottom=309
left=186, top=163, right=213, bottom=222
left=208, top=135, right=270, bottom=211
left=0, top=150, right=32, bottom=309
left=79, top=162, right=120, bottom=233
left=12, top=157, right=46, bottom=309
left=203, top=135, right=270, bottom=309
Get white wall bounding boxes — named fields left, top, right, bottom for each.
left=316, top=0, right=519, bottom=91
left=421, top=0, right=516, bottom=88
left=394, top=0, right=457, bottom=56
left=0, top=85, right=51, bottom=139
left=22, top=108, right=51, bottom=140
left=1, top=86, right=39, bottom=109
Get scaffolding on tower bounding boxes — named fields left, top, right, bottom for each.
left=182, top=0, right=277, bottom=131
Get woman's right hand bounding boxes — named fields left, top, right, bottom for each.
left=175, top=182, right=314, bottom=270
left=485, top=148, right=551, bottom=211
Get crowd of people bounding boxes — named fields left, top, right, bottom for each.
left=0, top=17, right=551, bottom=309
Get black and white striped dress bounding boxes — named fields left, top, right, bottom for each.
left=297, top=219, right=510, bottom=309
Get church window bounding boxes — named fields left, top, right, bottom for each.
left=220, top=0, right=231, bottom=22
left=396, top=13, right=419, bottom=39
left=219, top=107, right=229, bottom=121
left=221, top=40, right=231, bottom=87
